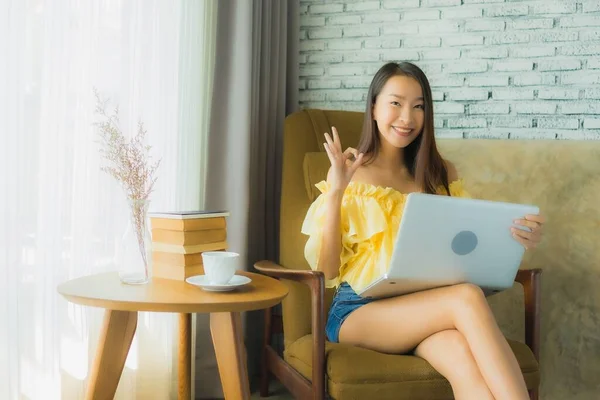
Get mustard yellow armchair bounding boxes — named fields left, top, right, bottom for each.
left=255, top=109, right=541, bottom=400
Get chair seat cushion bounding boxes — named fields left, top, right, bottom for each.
left=284, top=334, right=540, bottom=400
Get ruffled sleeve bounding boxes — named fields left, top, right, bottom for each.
left=301, top=181, right=331, bottom=277
left=445, top=179, right=472, bottom=198
left=301, top=181, right=387, bottom=288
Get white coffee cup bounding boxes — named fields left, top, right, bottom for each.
left=202, top=251, right=239, bottom=285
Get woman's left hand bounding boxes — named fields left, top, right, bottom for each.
left=512, top=214, right=545, bottom=250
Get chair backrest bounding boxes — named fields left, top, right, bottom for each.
left=279, top=109, right=363, bottom=347
left=278, top=109, right=600, bottom=389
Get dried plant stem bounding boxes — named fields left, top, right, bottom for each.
left=93, top=89, right=161, bottom=202
left=130, top=200, right=149, bottom=276
left=94, top=88, right=161, bottom=274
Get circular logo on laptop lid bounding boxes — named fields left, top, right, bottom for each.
left=451, top=230, right=478, bottom=255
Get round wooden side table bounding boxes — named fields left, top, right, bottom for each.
left=57, top=270, right=288, bottom=400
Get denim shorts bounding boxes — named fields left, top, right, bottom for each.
left=325, top=282, right=375, bottom=343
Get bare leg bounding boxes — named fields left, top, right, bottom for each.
left=414, top=330, right=494, bottom=400
left=339, top=283, right=528, bottom=400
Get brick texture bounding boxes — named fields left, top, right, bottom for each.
left=299, top=0, right=600, bottom=140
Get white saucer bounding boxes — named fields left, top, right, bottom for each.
left=185, top=274, right=252, bottom=292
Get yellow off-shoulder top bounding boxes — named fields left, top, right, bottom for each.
left=301, top=179, right=471, bottom=293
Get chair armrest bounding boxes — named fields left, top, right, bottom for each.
left=254, top=260, right=327, bottom=399
left=255, top=260, right=325, bottom=287
left=514, top=268, right=542, bottom=361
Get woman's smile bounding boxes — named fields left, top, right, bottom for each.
left=392, top=126, right=413, bottom=137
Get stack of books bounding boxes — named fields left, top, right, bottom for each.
left=148, top=210, right=229, bottom=280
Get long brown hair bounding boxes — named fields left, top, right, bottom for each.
left=356, top=62, right=450, bottom=195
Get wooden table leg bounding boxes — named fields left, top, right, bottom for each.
left=85, top=309, right=137, bottom=400
left=178, top=313, right=192, bottom=400
left=210, top=312, right=250, bottom=400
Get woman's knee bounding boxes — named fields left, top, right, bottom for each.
left=452, top=283, right=488, bottom=309
left=454, top=282, right=485, bottom=301
left=446, top=283, right=492, bottom=325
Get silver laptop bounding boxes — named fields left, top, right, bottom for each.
left=358, top=193, right=539, bottom=299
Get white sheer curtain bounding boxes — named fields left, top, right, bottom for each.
left=0, top=0, right=216, bottom=399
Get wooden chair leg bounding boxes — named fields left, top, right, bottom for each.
left=260, top=307, right=273, bottom=397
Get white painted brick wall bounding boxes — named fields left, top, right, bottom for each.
left=299, top=0, right=600, bottom=140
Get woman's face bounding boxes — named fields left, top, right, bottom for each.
left=372, top=75, right=425, bottom=149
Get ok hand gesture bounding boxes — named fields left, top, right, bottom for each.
left=323, top=126, right=364, bottom=193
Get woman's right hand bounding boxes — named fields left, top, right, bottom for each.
left=323, top=126, right=364, bottom=192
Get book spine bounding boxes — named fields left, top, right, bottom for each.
left=151, top=228, right=226, bottom=245
left=152, top=241, right=228, bottom=255
left=152, top=251, right=204, bottom=267
left=150, top=216, right=226, bottom=232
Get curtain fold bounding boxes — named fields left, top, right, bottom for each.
left=0, top=1, right=217, bottom=399
left=198, top=1, right=254, bottom=396
left=176, top=0, right=217, bottom=211
left=202, top=0, right=299, bottom=394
